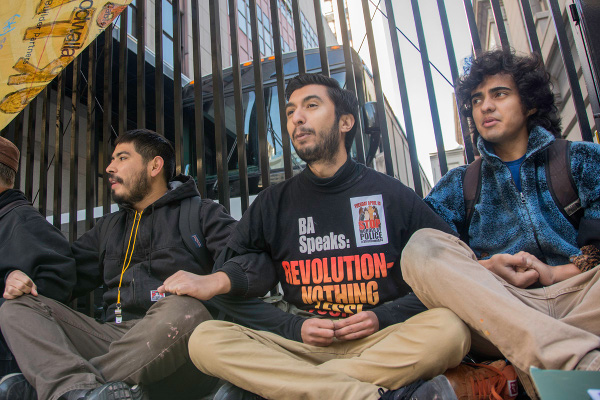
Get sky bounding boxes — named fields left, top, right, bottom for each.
left=341, top=0, right=474, bottom=184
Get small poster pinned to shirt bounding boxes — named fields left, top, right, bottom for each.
left=350, top=195, right=388, bottom=247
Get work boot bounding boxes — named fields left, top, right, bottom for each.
left=444, top=360, right=518, bottom=400
left=0, top=373, right=36, bottom=400
left=61, top=381, right=146, bottom=400
left=213, top=382, right=265, bottom=400
left=378, top=375, right=458, bottom=400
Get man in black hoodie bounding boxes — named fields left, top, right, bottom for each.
left=0, top=136, right=76, bottom=379
left=0, top=130, right=236, bottom=400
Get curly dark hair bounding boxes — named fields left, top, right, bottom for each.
left=456, top=50, right=562, bottom=138
left=285, top=73, right=359, bottom=153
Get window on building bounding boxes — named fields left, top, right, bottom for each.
left=238, top=0, right=247, bottom=34
left=114, top=0, right=137, bottom=38
left=161, top=0, right=185, bottom=69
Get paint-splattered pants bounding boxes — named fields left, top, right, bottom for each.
left=401, top=228, right=600, bottom=396
left=189, top=308, right=470, bottom=400
left=0, top=294, right=216, bottom=400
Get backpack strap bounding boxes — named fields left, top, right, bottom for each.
left=545, top=139, right=583, bottom=228
left=179, top=196, right=215, bottom=274
left=0, top=200, right=30, bottom=219
left=461, top=158, right=483, bottom=243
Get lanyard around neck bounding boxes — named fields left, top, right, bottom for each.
left=115, top=210, right=143, bottom=322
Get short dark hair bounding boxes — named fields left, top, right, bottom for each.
left=285, top=73, right=359, bottom=152
left=0, top=163, right=15, bottom=188
left=456, top=50, right=562, bottom=138
left=114, top=129, right=176, bottom=182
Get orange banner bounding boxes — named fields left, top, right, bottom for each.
left=0, top=0, right=131, bottom=130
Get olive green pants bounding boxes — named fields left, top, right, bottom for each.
left=0, top=294, right=217, bottom=400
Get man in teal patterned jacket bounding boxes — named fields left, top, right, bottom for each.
left=401, top=50, right=600, bottom=398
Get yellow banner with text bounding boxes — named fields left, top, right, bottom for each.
left=0, top=0, right=131, bottom=130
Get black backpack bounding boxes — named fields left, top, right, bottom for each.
left=461, top=139, right=584, bottom=243
left=97, top=196, right=214, bottom=273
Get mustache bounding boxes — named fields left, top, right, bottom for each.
left=293, top=127, right=315, bottom=139
left=109, top=174, right=124, bottom=184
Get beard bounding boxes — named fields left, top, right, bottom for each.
left=110, top=168, right=151, bottom=207
left=292, top=120, right=340, bottom=164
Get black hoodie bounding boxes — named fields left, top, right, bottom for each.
left=71, top=175, right=236, bottom=322
left=0, top=189, right=76, bottom=303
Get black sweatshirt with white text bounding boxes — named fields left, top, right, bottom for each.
left=212, top=158, right=455, bottom=341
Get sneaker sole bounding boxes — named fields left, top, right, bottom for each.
left=87, top=382, right=144, bottom=400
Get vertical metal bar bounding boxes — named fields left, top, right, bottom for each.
left=547, top=0, right=593, bottom=141
left=519, top=0, right=542, bottom=55
left=463, top=0, right=483, bottom=57
left=291, top=0, right=306, bottom=74
left=313, top=0, right=330, bottom=76
left=137, top=0, right=146, bottom=127
left=336, top=0, right=365, bottom=164
left=103, top=27, right=113, bottom=215
left=86, top=44, right=96, bottom=231
left=86, top=44, right=97, bottom=318
left=173, top=0, right=184, bottom=174
left=12, top=112, right=24, bottom=189
left=53, top=70, right=66, bottom=230
left=361, top=0, right=393, bottom=176
left=39, top=87, right=50, bottom=215
left=191, top=0, right=205, bottom=196
left=25, top=98, right=37, bottom=199
left=271, top=0, right=293, bottom=180
left=118, top=7, right=128, bottom=136
left=569, top=1, right=600, bottom=130
left=69, top=57, right=80, bottom=242
left=210, top=0, right=230, bottom=208
left=249, top=0, right=270, bottom=189
left=411, top=0, right=448, bottom=176
left=384, top=0, right=422, bottom=196
left=155, top=0, right=164, bottom=135
left=490, top=0, right=510, bottom=51
left=437, top=0, right=475, bottom=163
left=230, top=0, right=248, bottom=211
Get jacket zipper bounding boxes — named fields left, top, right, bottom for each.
left=516, top=165, right=546, bottom=262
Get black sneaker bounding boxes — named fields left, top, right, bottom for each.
left=0, top=373, right=36, bottom=400
left=213, top=382, right=264, bottom=400
left=379, top=375, right=458, bottom=400
left=61, top=381, right=145, bottom=400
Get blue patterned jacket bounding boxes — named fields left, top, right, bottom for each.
left=425, top=126, right=600, bottom=265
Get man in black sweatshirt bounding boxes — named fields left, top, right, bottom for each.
left=0, top=136, right=76, bottom=380
left=160, top=74, right=471, bottom=400
left=0, top=130, right=237, bottom=400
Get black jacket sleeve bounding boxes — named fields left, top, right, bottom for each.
left=1, top=207, right=76, bottom=304
left=214, top=247, right=279, bottom=298
left=199, top=199, right=237, bottom=260
left=370, top=292, right=428, bottom=329
left=215, top=194, right=280, bottom=296
left=70, top=218, right=105, bottom=299
left=205, top=294, right=305, bottom=342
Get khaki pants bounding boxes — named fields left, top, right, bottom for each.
left=401, top=229, right=600, bottom=374
left=188, top=308, right=470, bottom=400
left=0, top=294, right=217, bottom=400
